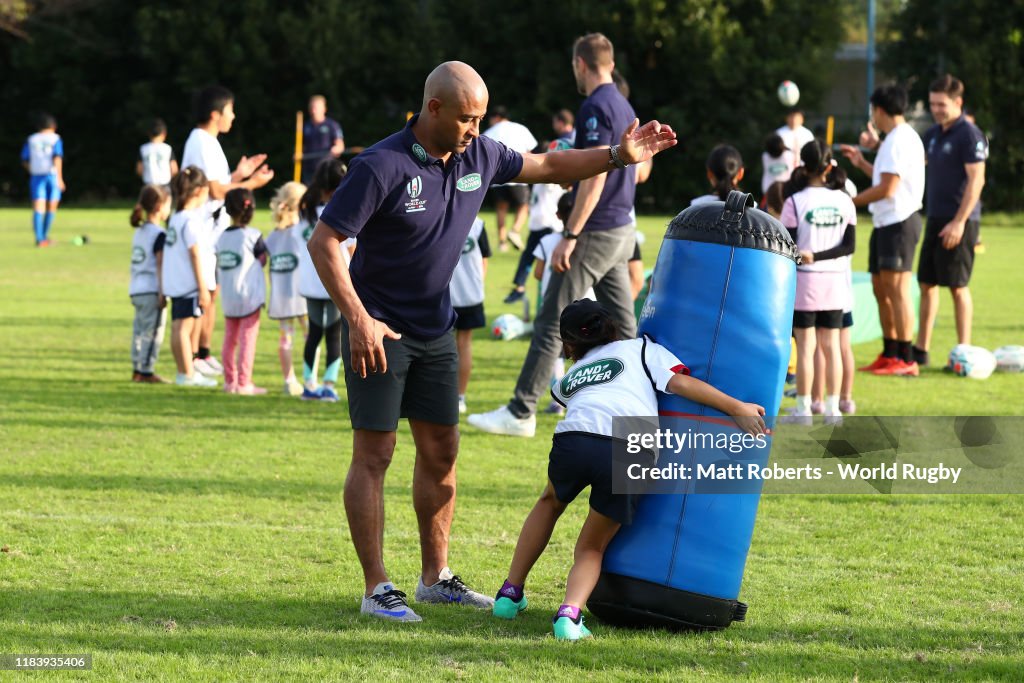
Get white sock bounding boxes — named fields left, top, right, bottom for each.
left=795, top=394, right=811, bottom=414
left=825, top=395, right=840, bottom=416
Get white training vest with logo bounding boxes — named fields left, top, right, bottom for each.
left=788, top=186, right=856, bottom=273
left=215, top=226, right=266, bottom=318
left=129, top=222, right=166, bottom=296
left=551, top=337, right=686, bottom=437
left=162, top=209, right=203, bottom=298
left=296, top=210, right=355, bottom=300
left=449, top=217, right=486, bottom=307
left=139, top=141, right=173, bottom=186
left=264, top=224, right=308, bottom=319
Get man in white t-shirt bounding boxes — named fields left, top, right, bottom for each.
left=482, top=106, right=537, bottom=251
left=841, top=84, right=926, bottom=377
left=775, top=108, right=815, bottom=169
left=181, top=85, right=275, bottom=375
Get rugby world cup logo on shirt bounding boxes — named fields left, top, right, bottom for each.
left=217, top=251, right=242, bottom=270
left=405, top=175, right=427, bottom=213
left=805, top=206, right=844, bottom=229
left=585, top=115, right=600, bottom=143
left=560, top=358, right=624, bottom=397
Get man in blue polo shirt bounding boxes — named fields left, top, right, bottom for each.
left=307, top=59, right=676, bottom=623
left=470, top=32, right=642, bottom=438
left=301, top=95, right=345, bottom=184
left=913, top=74, right=987, bottom=366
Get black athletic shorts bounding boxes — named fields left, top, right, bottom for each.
left=453, top=303, right=486, bottom=330
left=842, top=311, right=854, bottom=329
left=340, top=319, right=459, bottom=431
left=868, top=213, right=922, bottom=274
left=490, top=184, right=530, bottom=210
left=917, top=216, right=979, bottom=288
left=548, top=432, right=639, bottom=525
left=170, top=295, right=202, bottom=320
left=793, top=309, right=844, bottom=329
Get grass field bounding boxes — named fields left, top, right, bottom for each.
left=1, top=205, right=1022, bottom=681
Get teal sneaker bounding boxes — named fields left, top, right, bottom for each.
left=553, top=614, right=593, bottom=641
left=493, top=594, right=528, bottom=619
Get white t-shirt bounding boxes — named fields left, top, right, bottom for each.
left=215, top=226, right=267, bottom=318
left=869, top=122, right=925, bottom=227
left=450, top=218, right=488, bottom=308
left=181, top=128, right=232, bottom=238
left=689, top=194, right=719, bottom=207
left=528, top=183, right=566, bottom=232
left=264, top=224, right=308, bottom=319
left=761, top=150, right=795, bottom=194
left=140, top=141, right=174, bottom=186
left=775, top=124, right=815, bottom=159
left=162, top=209, right=204, bottom=298
left=296, top=208, right=355, bottom=299
left=129, top=222, right=166, bottom=296
left=483, top=120, right=537, bottom=186
left=551, top=337, right=687, bottom=437
left=533, top=233, right=596, bottom=301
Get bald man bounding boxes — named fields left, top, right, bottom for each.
left=308, top=60, right=676, bottom=622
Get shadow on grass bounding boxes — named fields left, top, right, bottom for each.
left=0, top=590, right=1018, bottom=678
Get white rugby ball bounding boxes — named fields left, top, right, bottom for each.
left=777, top=80, right=800, bottom=107
left=947, top=344, right=997, bottom=380
left=994, top=345, right=1024, bottom=373
left=491, top=313, right=526, bottom=341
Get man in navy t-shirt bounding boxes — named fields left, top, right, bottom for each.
left=301, top=95, right=345, bottom=184
left=307, top=59, right=676, bottom=623
left=913, top=74, right=987, bottom=366
left=470, top=33, right=644, bottom=438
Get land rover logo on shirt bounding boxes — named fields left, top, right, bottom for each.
left=407, top=176, right=423, bottom=199
left=270, top=253, right=298, bottom=273
left=165, top=226, right=177, bottom=246
left=456, top=173, right=482, bottom=192
left=462, top=236, right=476, bottom=254
left=804, top=206, right=844, bottom=228
left=302, top=224, right=314, bottom=241
left=768, top=161, right=788, bottom=175
left=131, top=246, right=145, bottom=264
left=217, top=251, right=242, bottom=270
left=560, top=358, right=625, bottom=397
left=412, top=143, right=428, bottom=163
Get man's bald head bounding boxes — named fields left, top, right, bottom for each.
left=422, top=61, right=488, bottom=112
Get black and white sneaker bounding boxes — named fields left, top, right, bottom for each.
left=415, top=567, right=494, bottom=609
left=360, top=582, right=423, bottom=622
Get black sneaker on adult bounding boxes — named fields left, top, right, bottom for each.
left=503, top=289, right=525, bottom=304
left=912, top=346, right=930, bottom=367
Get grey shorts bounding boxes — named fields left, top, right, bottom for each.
left=340, top=319, right=459, bottom=431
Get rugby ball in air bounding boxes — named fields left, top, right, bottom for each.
left=947, top=344, right=997, bottom=379
left=777, top=80, right=800, bottom=107
left=994, top=345, right=1024, bottom=373
left=491, top=314, right=526, bottom=341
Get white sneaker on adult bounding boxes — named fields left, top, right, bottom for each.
left=360, top=582, right=422, bottom=623
left=414, top=567, right=493, bottom=609
left=467, top=406, right=536, bottom=437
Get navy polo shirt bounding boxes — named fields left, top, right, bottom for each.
left=319, top=115, right=523, bottom=339
left=922, top=116, right=988, bottom=220
left=574, top=83, right=637, bottom=231
left=302, top=116, right=344, bottom=180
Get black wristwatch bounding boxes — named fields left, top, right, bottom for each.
left=562, top=232, right=579, bottom=241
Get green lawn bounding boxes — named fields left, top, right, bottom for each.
left=1, top=206, right=1022, bottom=681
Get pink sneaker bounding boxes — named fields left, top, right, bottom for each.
left=236, top=384, right=267, bottom=396
left=810, top=400, right=825, bottom=415
left=839, top=399, right=856, bottom=414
